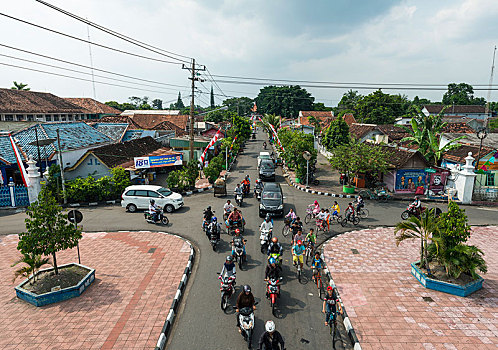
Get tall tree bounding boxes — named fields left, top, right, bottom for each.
left=152, top=99, right=163, bottom=110
left=313, top=102, right=333, bottom=111
left=255, top=85, right=314, bottom=118
left=355, top=90, right=411, bottom=124
left=442, top=83, right=486, bottom=106
left=175, top=92, right=185, bottom=109
left=11, top=81, right=30, bottom=90
left=322, top=117, right=350, bottom=151
left=210, top=86, right=215, bottom=108
left=222, top=97, right=253, bottom=116
left=337, top=90, right=362, bottom=112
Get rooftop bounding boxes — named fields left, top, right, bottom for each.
left=91, top=123, right=129, bottom=141
left=349, top=123, right=377, bottom=140
left=121, top=110, right=180, bottom=116
left=378, top=144, right=428, bottom=168
left=0, top=88, right=86, bottom=114
left=442, top=144, right=495, bottom=164
left=299, top=111, right=334, bottom=118
left=423, top=104, right=487, bottom=115
left=64, top=98, right=122, bottom=115
left=440, top=122, right=475, bottom=134
left=376, top=124, right=410, bottom=142
left=443, top=133, right=498, bottom=149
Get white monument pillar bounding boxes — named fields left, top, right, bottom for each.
left=453, top=152, right=476, bottom=204
left=26, top=157, right=42, bottom=204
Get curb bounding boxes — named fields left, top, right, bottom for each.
left=321, top=252, right=362, bottom=350
left=155, top=233, right=195, bottom=350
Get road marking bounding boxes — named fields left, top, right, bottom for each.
left=476, top=207, right=498, bottom=211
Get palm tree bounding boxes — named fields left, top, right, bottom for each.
left=263, top=113, right=280, bottom=129
left=394, top=209, right=439, bottom=276
left=11, top=253, right=50, bottom=284
left=11, top=81, right=30, bottom=90
left=400, top=106, right=465, bottom=166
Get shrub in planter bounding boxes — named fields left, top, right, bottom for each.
left=204, top=155, right=224, bottom=183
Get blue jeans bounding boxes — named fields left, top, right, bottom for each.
left=232, top=246, right=246, bottom=255
left=152, top=211, right=159, bottom=222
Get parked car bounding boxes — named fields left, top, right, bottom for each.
left=121, top=185, right=184, bottom=213
left=258, top=151, right=271, bottom=168
left=259, top=182, right=284, bottom=218
left=259, top=159, right=276, bottom=181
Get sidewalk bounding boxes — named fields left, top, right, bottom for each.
left=323, top=226, right=498, bottom=349
left=0, top=231, right=191, bottom=350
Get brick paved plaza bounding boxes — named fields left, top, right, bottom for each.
left=0, top=231, right=191, bottom=350
left=323, top=226, right=498, bottom=350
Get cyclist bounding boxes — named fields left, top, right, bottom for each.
left=345, top=202, right=355, bottom=221
left=148, top=199, right=161, bottom=222
left=316, top=208, right=327, bottom=231
left=292, top=240, right=305, bottom=270
left=220, top=255, right=236, bottom=279
left=292, top=229, right=305, bottom=246
left=291, top=217, right=303, bottom=236
left=267, top=237, right=283, bottom=265
left=232, top=228, right=246, bottom=259
left=324, top=209, right=331, bottom=231
left=284, top=208, right=297, bottom=224
left=257, top=320, right=285, bottom=350
left=331, top=201, right=340, bottom=220
left=263, top=141, right=267, bottom=149
left=308, top=200, right=320, bottom=216
left=305, top=228, right=317, bottom=251
left=323, top=286, right=343, bottom=326
left=356, top=195, right=364, bottom=213
left=311, top=251, right=324, bottom=280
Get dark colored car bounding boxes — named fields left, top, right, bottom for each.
left=259, top=159, right=275, bottom=181
left=259, top=182, right=284, bottom=218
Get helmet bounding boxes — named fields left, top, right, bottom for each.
left=265, top=214, right=271, bottom=220
left=207, top=206, right=211, bottom=210
left=245, top=175, right=249, bottom=179
left=235, top=228, right=241, bottom=235
left=265, top=320, right=275, bottom=333
left=415, top=196, right=419, bottom=200
left=226, top=255, right=233, bottom=262
left=327, top=286, right=333, bottom=291
left=243, top=285, right=251, bottom=293
left=314, top=200, right=318, bottom=205
left=269, top=258, right=276, bottom=265
left=271, top=237, right=278, bottom=243
left=150, top=199, right=155, bottom=204
left=297, top=240, right=303, bottom=245
left=212, top=216, right=217, bottom=222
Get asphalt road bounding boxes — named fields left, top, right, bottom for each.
left=1, top=131, right=497, bottom=349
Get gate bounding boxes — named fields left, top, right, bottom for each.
left=0, top=185, right=30, bottom=207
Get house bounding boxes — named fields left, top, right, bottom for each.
left=66, top=136, right=181, bottom=180
left=342, top=113, right=357, bottom=127
left=422, top=105, right=491, bottom=120
left=297, top=111, right=335, bottom=134
left=349, top=123, right=381, bottom=143
left=121, top=109, right=180, bottom=116
left=90, top=123, right=129, bottom=142
left=375, top=125, right=410, bottom=144
left=64, top=98, right=121, bottom=118
left=440, top=132, right=498, bottom=150
left=396, top=115, right=485, bottom=131
left=0, top=88, right=94, bottom=127
left=128, top=114, right=190, bottom=132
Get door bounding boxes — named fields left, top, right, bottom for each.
left=133, top=189, right=149, bottom=209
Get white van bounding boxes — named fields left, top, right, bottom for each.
left=258, top=151, right=271, bottom=168
left=121, top=185, right=183, bottom=213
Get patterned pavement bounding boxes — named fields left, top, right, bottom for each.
left=0, top=231, right=191, bottom=350
left=323, top=226, right=498, bottom=350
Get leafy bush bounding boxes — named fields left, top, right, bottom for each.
left=204, top=155, right=224, bottom=183
left=277, top=129, right=317, bottom=182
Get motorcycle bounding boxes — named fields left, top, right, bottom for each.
left=401, top=205, right=441, bottom=220
left=259, top=228, right=272, bottom=254
left=144, top=209, right=169, bottom=225
left=207, top=221, right=221, bottom=251
left=237, top=302, right=258, bottom=349
left=233, top=237, right=247, bottom=270
left=242, top=183, right=250, bottom=196
left=235, top=193, right=243, bottom=206
left=268, top=252, right=282, bottom=267
left=254, top=185, right=262, bottom=201
left=307, top=171, right=320, bottom=186
left=217, top=273, right=236, bottom=312
left=263, top=142, right=267, bottom=150
left=266, top=277, right=282, bottom=316
left=227, top=219, right=245, bottom=236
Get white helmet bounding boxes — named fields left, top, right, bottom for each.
left=265, top=320, right=275, bottom=333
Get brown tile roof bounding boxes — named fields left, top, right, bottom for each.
left=89, top=136, right=162, bottom=168
left=300, top=111, right=333, bottom=118
left=349, top=123, right=376, bottom=140
left=98, top=116, right=142, bottom=129
left=378, top=144, right=428, bottom=168
left=130, top=114, right=189, bottom=130
left=441, top=122, right=475, bottom=134
left=423, top=104, right=486, bottom=114
left=152, top=120, right=187, bottom=136
left=442, top=144, right=494, bottom=164
left=376, top=124, right=410, bottom=142
left=0, top=88, right=87, bottom=114
left=342, top=113, right=356, bottom=126
left=64, top=98, right=121, bottom=115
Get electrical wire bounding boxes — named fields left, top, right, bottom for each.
left=0, top=12, right=183, bottom=66
left=35, top=0, right=194, bottom=64
left=0, top=61, right=182, bottom=95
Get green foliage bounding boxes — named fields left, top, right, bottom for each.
left=322, top=117, right=350, bottom=151
left=412, top=96, right=432, bottom=106
left=442, top=83, right=486, bottom=106
left=18, top=188, right=82, bottom=274
left=228, top=115, right=252, bottom=141
left=110, top=167, right=131, bottom=197
left=152, top=99, right=163, bottom=110
left=12, top=253, right=50, bottom=284
left=174, top=92, right=185, bottom=109
left=204, top=155, right=224, bottom=183
left=185, top=159, right=200, bottom=187
left=277, top=129, right=317, bottom=181
left=488, top=115, right=498, bottom=131
left=312, top=102, right=333, bottom=111
left=11, top=81, right=30, bottom=90
left=166, top=170, right=183, bottom=191
left=337, top=90, right=362, bottom=112
left=46, top=164, right=62, bottom=200
left=222, top=97, right=254, bottom=116
left=400, top=108, right=463, bottom=166
left=436, top=244, right=487, bottom=279
left=204, top=110, right=237, bottom=123
left=355, top=90, right=411, bottom=124
left=263, top=114, right=280, bottom=129
left=328, top=140, right=388, bottom=187
left=436, top=201, right=472, bottom=246
left=165, top=160, right=199, bottom=191
left=255, top=85, right=314, bottom=118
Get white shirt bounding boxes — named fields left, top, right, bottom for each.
left=260, top=220, right=273, bottom=232
left=224, top=203, right=234, bottom=213
left=317, top=212, right=327, bottom=220
left=149, top=203, right=159, bottom=212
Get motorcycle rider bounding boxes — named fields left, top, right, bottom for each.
left=228, top=207, right=244, bottom=228
left=263, top=141, right=267, bottom=149
left=208, top=216, right=221, bottom=240
left=264, top=258, right=282, bottom=281
left=235, top=285, right=256, bottom=331
left=220, top=255, right=236, bottom=279
left=232, top=228, right=246, bottom=259
left=149, top=199, right=161, bottom=222
left=224, top=200, right=234, bottom=219
left=242, top=176, right=251, bottom=194
left=260, top=214, right=274, bottom=240
left=254, top=178, right=263, bottom=195
left=257, top=320, right=285, bottom=350
left=203, top=206, right=214, bottom=230
left=411, top=196, right=422, bottom=215
left=267, top=237, right=283, bottom=265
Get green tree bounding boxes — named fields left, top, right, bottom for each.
left=394, top=209, right=439, bottom=276
left=174, top=92, right=185, bottom=109
left=400, top=107, right=464, bottom=166
left=355, top=90, right=411, bottom=124
left=110, top=167, right=131, bottom=197
left=277, top=129, right=317, bottom=181
left=412, top=96, right=432, bottom=106
left=322, top=117, right=350, bottom=151
left=105, top=101, right=124, bottom=111
left=255, top=85, right=314, bottom=118
left=229, top=115, right=252, bottom=141
left=263, top=113, right=280, bottom=129
left=210, top=86, right=215, bottom=108
left=222, top=97, right=254, bottom=116
left=18, top=189, right=82, bottom=275
left=152, top=99, right=163, bottom=110
left=328, top=140, right=388, bottom=187
left=204, top=155, right=224, bottom=183
left=11, top=81, right=30, bottom=90
left=313, top=102, right=333, bottom=111
left=337, top=90, right=362, bottom=112
left=442, top=83, right=486, bottom=106
left=204, top=110, right=236, bottom=123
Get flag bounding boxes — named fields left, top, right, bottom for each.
left=0, top=170, right=4, bottom=185
left=9, top=135, right=30, bottom=186
left=229, top=135, right=238, bottom=152
left=199, top=128, right=223, bottom=164
left=251, top=102, right=257, bottom=112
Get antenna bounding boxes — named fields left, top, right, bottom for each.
left=86, top=20, right=97, bottom=100
left=485, top=45, right=496, bottom=118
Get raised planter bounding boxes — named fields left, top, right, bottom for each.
left=411, top=262, right=483, bottom=297
left=343, top=185, right=355, bottom=194
left=15, top=263, right=95, bottom=307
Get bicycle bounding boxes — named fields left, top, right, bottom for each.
left=304, top=206, right=317, bottom=224
left=326, top=308, right=338, bottom=348
left=312, top=268, right=323, bottom=298
left=358, top=188, right=391, bottom=202
left=293, top=254, right=303, bottom=283
left=356, top=206, right=369, bottom=219
left=340, top=214, right=360, bottom=227
left=315, top=218, right=327, bottom=233
left=304, top=242, right=314, bottom=266
left=282, top=218, right=291, bottom=237
left=328, top=210, right=342, bottom=224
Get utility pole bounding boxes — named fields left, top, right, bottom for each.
left=183, top=59, right=205, bottom=161
left=56, top=129, right=67, bottom=204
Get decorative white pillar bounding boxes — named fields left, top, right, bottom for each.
left=453, top=152, right=476, bottom=204
left=8, top=178, right=15, bottom=207
left=26, top=157, right=42, bottom=204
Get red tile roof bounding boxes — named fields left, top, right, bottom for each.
left=342, top=113, right=356, bottom=126
left=442, top=143, right=494, bottom=164
left=130, top=114, right=189, bottom=131
left=423, top=104, right=487, bottom=114
left=378, top=144, right=429, bottom=168
left=441, top=122, right=475, bottom=134
left=349, top=123, right=376, bottom=140
left=299, top=111, right=333, bottom=118
left=376, top=124, right=410, bottom=142
left=0, top=88, right=86, bottom=114
left=152, top=120, right=187, bottom=136
left=64, top=98, right=121, bottom=115
left=98, top=116, right=142, bottom=129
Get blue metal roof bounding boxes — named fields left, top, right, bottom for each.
left=121, top=129, right=144, bottom=142
left=0, top=136, right=15, bottom=164
left=92, top=123, right=128, bottom=141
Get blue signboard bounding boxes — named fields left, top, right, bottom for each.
left=395, top=169, right=427, bottom=193
left=134, top=154, right=182, bottom=169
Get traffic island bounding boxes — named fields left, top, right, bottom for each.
left=15, top=263, right=95, bottom=307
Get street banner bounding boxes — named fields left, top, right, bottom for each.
left=134, top=154, right=183, bottom=169
left=200, top=128, right=223, bottom=164
left=9, top=135, right=30, bottom=186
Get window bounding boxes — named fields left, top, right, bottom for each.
left=87, top=158, right=93, bottom=165
left=68, top=115, right=73, bottom=121
left=486, top=173, right=495, bottom=186
left=53, top=115, right=59, bottom=121
left=157, top=188, right=172, bottom=197
left=125, top=190, right=136, bottom=196
left=95, top=158, right=100, bottom=165
left=133, top=190, right=148, bottom=197
left=27, top=115, right=34, bottom=121
left=45, top=115, right=52, bottom=122
left=74, top=115, right=79, bottom=120
left=61, top=115, right=67, bottom=121
left=5, top=115, right=13, bottom=121
left=16, top=115, right=24, bottom=121
left=147, top=191, right=161, bottom=198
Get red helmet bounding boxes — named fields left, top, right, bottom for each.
left=327, top=286, right=333, bottom=291
left=271, top=237, right=278, bottom=243
left=297, top=240, right=303, bottom=245
left=235, top=229, right=241, bottom=234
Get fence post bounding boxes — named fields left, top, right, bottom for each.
left=26, top=157, right=41, bottom=204
left=8, top=178, right=15, bottom=207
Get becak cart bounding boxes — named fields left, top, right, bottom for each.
left=213, top=177, right=227, bottom=197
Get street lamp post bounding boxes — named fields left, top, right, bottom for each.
left=475, top=128, right=488, bottom=171
left=303, top=151, right=311, bottom=188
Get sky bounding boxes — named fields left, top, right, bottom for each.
left=0, top=0, right=497, bottom=107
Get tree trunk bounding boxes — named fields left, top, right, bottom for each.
left=420, top=236, right=424, bottom=267
left=52, top=252, right=58, bottom=275
left=424, top=238, right=431, bottom=277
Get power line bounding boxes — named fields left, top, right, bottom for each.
left=35, top=0, right=194, bottom=65
left=0, top=12, right=183, bottom=66
left=204, top=67, right=228, bottom=98
left=0, top=61, right=182, bottom=95
left=0, top=43, right=188, bottom=89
